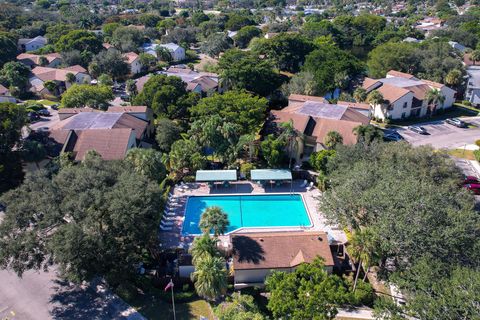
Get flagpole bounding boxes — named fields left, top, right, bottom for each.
left=170, top=280, right=176, bottom=320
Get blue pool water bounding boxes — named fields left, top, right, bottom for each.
left=181, top=194, right=311, bottom=235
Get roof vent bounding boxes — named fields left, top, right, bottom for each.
left=259, top=238, right=264, bottom=242
left=318, top=236, right=323, bottom=241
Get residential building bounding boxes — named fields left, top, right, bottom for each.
left=415, top=17, right=444, bottom=36
left=231, top=232, right=334, bottom=289
left=466, top=66, right=480, bottom=107
left=123, top=52, right=142, bottom=75
left=107, top=106, right=154, bottom=135
left=142, top=42, right=186, bottom=61
left=159, top=66, right=220, bottom=94
left=17, top=53, right=63, bottom=69
left=48, top=111, right=149, bottom=161
left=0, top=85, right=16, bottom=103
left=363, top=70, right=456, bottom=120
left=17, top=36, right=47, bottom=52
left=29, top=65, right=91, bottom=96
left=269, top=94, right=370, bottom=162
left=448, top=41, right=467, bottom=53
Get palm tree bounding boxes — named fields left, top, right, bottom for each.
left=353, top=125, right=384, bottom=145
left=191, top=255, right=228, bottom=301
left=65, top=72, right=76, bottom=86
left=425, top=88, right=445, bottom=115
left=190, top=234, right=220, bottom=264
left=366, top=90, right=384, bottom=106
left=280, top=120, right=301, bottom=168
left=445, top=69, right=462, bottom=89
left=324, top=131, right=343, bottom=150
left=199, top=206, right=229, bottom=237
left=353, top=87, right=367, bottom=102
left=348, top=227, right=378, bottom=291
left=471, top=50, right=480, bottom=66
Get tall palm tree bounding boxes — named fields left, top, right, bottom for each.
left=199, top=206, right=229, bottom=237
left=190, top=234, right=219, bottom=264
left=425, top=88, right=445, bottom=115
left=366, top=90, right=384, bottom=106
left=445, top=69, right=462, bottom=89
left=280, top=120, right=301, bottom=169
left=348, top=227, right=378, bottom=291
left=353, top=125, right=384, bottom=145
left=324, top=131, right=343, bottom=150
left=353, top=87, right=367, bottom=102
left=191, top=255, right=228, bottom=301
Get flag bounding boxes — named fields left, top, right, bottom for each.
left=164, top=279, right=174, bottom=292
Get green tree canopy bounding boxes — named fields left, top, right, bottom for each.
left=0, top=61, right=31, bottom=96
left=190, top=90, right=267, bottom=135
left=0, top=32, right=17, bottom=67
left=265, top=258, right=372, bottom=319
left=55, top=30, right=103, bottom=54
left=0, top=158, right=162, bottom=284
left=61, top=84, right=114, bottom=109
left=89, top=49, right=129, bottom=80
left=132, top=74, right=198, bottom=119
left=234, top=25, right=262, bottom=49
left=215, top=292, right=265, bottom=320
left=168, top=139, right=205, bottom=175
left=200, top=33, right=233, bottom=58
left=191, top=254, right=228, bottom=301
left=124, top=148, right=166, bottom=183
left=303, top=43, right=363, bottom=95
left=217, top=49, right=283, bottom=96
left=110, top=26, right=145, bottom=53
left=250, top=33, right=313, bottom=73
left=155, top=118, right=182, bottom=153
left=320, top=142, right=480, bottom=276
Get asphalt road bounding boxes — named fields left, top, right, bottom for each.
left=0, top=268, right=145, bottom=320
left=396, top=116, right=480, bottom=149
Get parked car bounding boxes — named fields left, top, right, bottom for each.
left=464, top=183, right=480, bottom=195
left=28, top=112, right=40, bottom=122
left=51, top=104, right=59, bottom=110
left=408, top=126, right=428, bottom=135
left=383, top=131, right=404, bottom=142
left=445, top=118, right=467, bottom=128
left=36, top=126, right=49, bottom=133
left=37, top=108, right=50, bottom=116
left=463, top=176, right=479, bottom=184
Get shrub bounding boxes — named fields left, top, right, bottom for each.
left=240, top=162, right=255, bottom=179
left=475, top=140, right=480, bottom=148
left=474, top=150, right=480, bottom=162
left=462, top=100, right=472, bottom=106
left=183, top=175, right=195, bottom=183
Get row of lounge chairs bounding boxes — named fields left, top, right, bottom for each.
left=160, top=193, right=180, bottom=231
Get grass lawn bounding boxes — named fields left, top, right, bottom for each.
left=25, top=99, right=57, bottom=106
left=447, top=149, right=476, bottom=160
left=127, top=295, right=213, bottom=320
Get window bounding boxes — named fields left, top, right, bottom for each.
left=403, top=102, right=408, bottom=108
left=401, top=112, right=406, bottom=119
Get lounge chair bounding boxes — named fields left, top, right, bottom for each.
left=223, top=181, right=230, bottom=188
left=165, top=211, right=176, bottom=217
left=160, top=225, right=173, bottom=231
left=161, top=220, right=174, bottom=226
left=300, top=180, right=308, bottom=188
left=306, top=182, right=314, bottom=191
left=275, top=180, right=282, bottom=187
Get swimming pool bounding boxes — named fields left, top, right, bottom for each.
left=181, top=194, right=312, bottom=235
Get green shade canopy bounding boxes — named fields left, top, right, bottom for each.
left=251, top=169, right=292, bottom=181
left=195, top=170, right=237, bottom=182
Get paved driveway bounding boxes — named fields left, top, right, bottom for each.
left=29, top=107, right=60, bottom=133
left=395, top=117, right=480, bottom=149
left=0, top=268, right=145, bottom=320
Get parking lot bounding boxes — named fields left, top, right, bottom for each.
left=394, top=116, right=480, bottom=149
left=27, top=106, right=60, bottom=134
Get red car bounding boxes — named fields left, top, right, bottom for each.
left=463, top=183, right=480, bottom=195
left=463, top=176, right=479, bottom=185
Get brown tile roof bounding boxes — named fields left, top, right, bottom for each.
left=312, top=118, right=364, bottom=146
left=232, top=232, right=334, bottom=270
left=376, top=83, right=411, bottom=104
left=337, top=101, right=370, bottom=110
left=420, top=79, right=444, bottom=89
left=340, top=108, right=370, bottom=123
left=403, top=83, right=431, bottom=100
left=32, top=65, right=86, bottom=82
left=17, top=53, right=61, bottom=65
left=68, top=128, right=134, bottom=161
left=58, top=107, right=96, bottom=114
left=362, top=77, right=380, bottom=90
left=186, top=82, right=200, bottom=91
left=103, top=43, right=113, bottom=49
left=387, top=70, right=416, bottom=79
left=288, top=94, right=327, bottom=104
left=135, top=75, right=151, bottom=92
left=191, top=75, right=218, bottom=91
left=63, top=65, right=87, bottom=73
left=270, top=110, right=311, bottom=133
left=123, top=52, right=139, bottom=64
left=107, top=106, right=148, bottom=113
left=0, top=84, right=9, bottom=95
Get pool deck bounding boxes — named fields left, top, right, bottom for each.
left=158, top=180, right=347, bottom=250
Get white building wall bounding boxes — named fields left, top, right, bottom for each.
left=130, top=59, right=142, bottom=74
left=372, top=92, right=414, bottom=120
left=439, top=86, right=456, bottom=109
